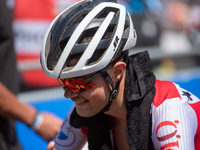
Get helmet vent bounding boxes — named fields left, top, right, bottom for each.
left=68, top=10, right=89, bottom=26
left=86, top=48, right=106, bottom=66
left=77, top=28, right=97, bottom=44
left=96, top=7, right=119, bottom=19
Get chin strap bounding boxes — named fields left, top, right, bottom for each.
left=99, top=72, right=122, bottom=113
left=97, top=51, right=128, bottom=113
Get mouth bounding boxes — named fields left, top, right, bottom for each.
left=75, top=100, right=89, bottom=104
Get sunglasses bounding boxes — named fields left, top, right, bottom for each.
left=57, top=77, right=95, bottom=93
left=57, top=60, right=116, bottom=93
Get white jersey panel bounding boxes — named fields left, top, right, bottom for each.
left=54, top=104, right=87, bottom=150
left=151, top=80, right=199, bottom=150
left=151, top=97, right=197, bottom=150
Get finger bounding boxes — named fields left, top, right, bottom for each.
left=46, top=141, right=55, bottom=150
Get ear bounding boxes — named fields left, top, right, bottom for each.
left=111, top=61, right=126, bottom=82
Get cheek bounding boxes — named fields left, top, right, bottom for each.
left=87, top=88, right=108, bottom=111
left=89, top=77, right=111, bottom=104
left=91, top=88, right=107, bottom=101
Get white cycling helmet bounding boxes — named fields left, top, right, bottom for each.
left=40, top=0, right=137, bottom=79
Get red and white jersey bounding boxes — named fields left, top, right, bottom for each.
left=54, top=79, right=200, bottom=150
left=151, top=80, right=200, bottom=150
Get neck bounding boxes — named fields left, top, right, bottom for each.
left=104, top=75, right=127, bottom=123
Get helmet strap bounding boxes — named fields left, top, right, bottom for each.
left=99, top=71, right=122, bottom=113
left=93, top=51, right=128, bottom=113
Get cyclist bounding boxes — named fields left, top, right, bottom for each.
left=41, top=0, right=200, bottom=149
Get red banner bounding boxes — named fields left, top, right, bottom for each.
left=13, top=0, right=79, bottom=88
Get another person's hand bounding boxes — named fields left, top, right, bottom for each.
left=46, top=141, right=56, bottom=150
left=35, top=112, right=63, bottom=142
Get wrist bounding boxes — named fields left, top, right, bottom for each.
left=29, top=110, right=44, bottom=130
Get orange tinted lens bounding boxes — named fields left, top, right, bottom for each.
left=57, top=79, right=66, bottom=87
left=58, top=78, right=95, bottom=93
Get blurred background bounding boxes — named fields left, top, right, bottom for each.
left=6, top=0, right=200, bottom=149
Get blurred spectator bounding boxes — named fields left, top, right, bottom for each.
left=188, top=1, right=200, bottom=48
left=0, top=0, right=63, bottom=149
left=119, top=0, right=200, bottom=50
left=159, top=0, right=200, bottom=52
left=120, top=0, right=163, bottom=47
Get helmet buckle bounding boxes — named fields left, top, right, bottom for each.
left=109, top=89, right=118, bottom=101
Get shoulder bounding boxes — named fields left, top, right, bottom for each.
left=151, top=80, right=200, bottom=149
left=153, top=79, right=200, bottom=107
left=153, top=80, right=181, bottom=107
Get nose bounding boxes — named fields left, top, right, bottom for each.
left=64, top=86, right=78, bottom=98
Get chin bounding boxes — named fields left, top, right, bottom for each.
left=76, top=109, right=97, bottom=118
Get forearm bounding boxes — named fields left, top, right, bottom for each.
left=0, top=82, right=37, bottom=126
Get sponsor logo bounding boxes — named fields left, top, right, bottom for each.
left=113, top=35, right=122, bottom=54
left=113, top=36, right=119, bottom=50
left=156, top=120, right=181, bottom=150
left=55, top=118, right=76, bottom=147
left=182, top=90, right=193, bottom=101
